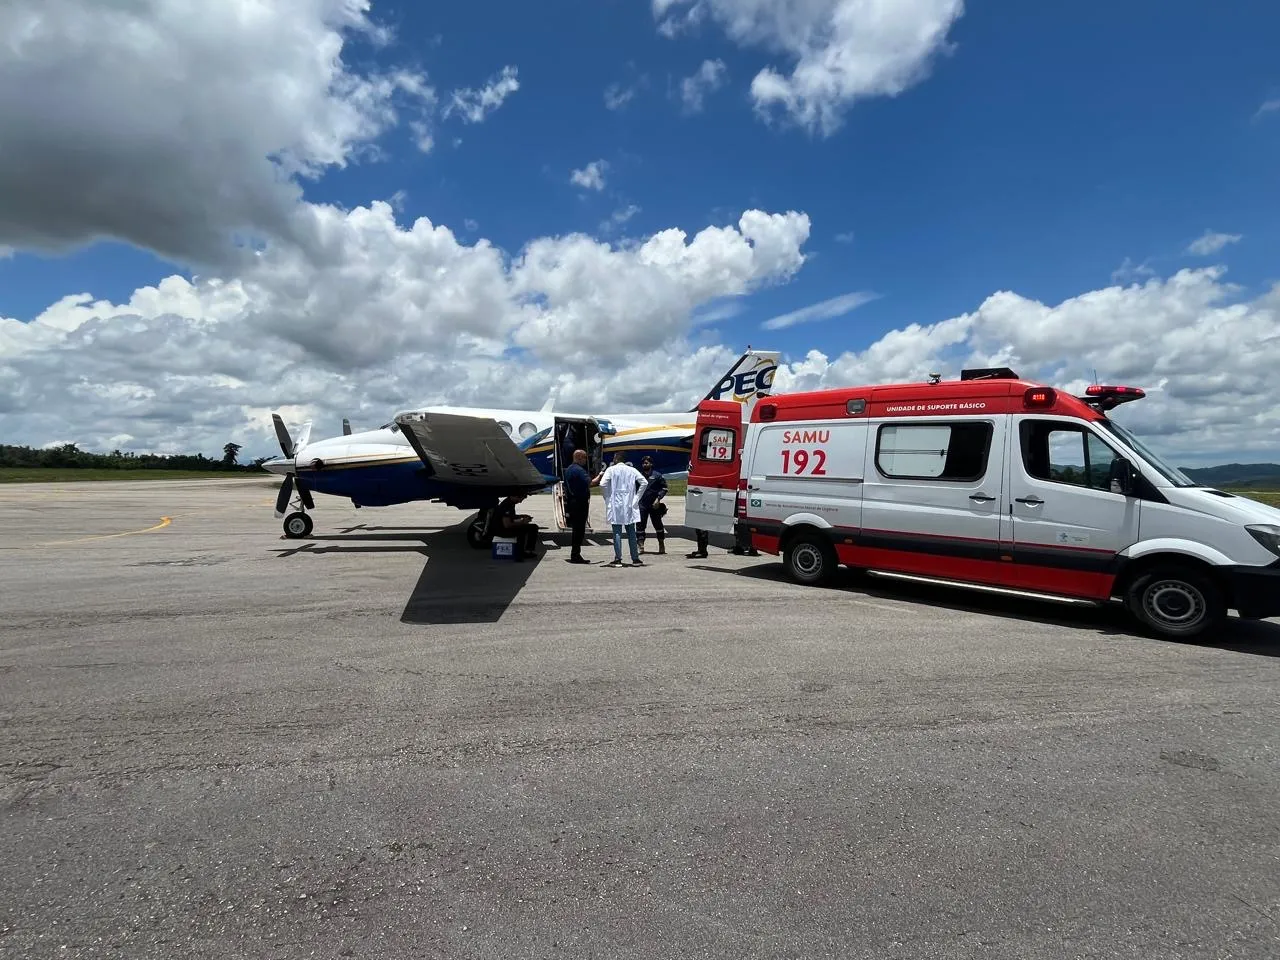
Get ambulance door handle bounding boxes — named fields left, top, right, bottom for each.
left=968, top=493, right=995, bottom=502
left=1015, top=496, right=1044, bottom=506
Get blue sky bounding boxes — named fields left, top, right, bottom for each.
left=1, top=0, right=1278, bottom=461
left=6, top=0, right=1277, bottom=360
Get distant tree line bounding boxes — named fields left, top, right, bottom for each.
left=0, top=441, right=268, bottom=473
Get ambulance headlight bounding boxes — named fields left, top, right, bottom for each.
left=1245, top=524, right=1280, bottom=557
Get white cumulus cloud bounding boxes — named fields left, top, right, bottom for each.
left=605, top=82, right=637, bottom=110
left=0, top=0, right=441, bottom=268
left=1185, top=230, right=1242, bottom=257
left=656, top=0, right=965, bottom=135
left=0, top=205, right=812, bottom=452
left=770, top=267, right=1280, bottom=464
left=570, top=160, right=609, bottom=191
left=0, top=1, right=521, bottom=270
left=680, top=59, right=727, bottom=114
left=761, top=290, right=879, bottom=330
left=443, top=65, right=521, bottom=124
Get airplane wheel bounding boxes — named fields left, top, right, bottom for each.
left=283, top=512, right=313, bottom=539
left=466, top=510, right=493, bottom=549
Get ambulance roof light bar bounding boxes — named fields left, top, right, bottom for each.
left=1081, top=384, right=1146, bottom=412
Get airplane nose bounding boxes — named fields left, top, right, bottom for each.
left=262, top=457, right=293, bottom=476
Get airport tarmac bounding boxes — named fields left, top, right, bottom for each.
left=1, top=477, right=1278, bottom=959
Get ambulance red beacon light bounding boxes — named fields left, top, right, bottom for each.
left=684, top=367, right=1280, bottom=640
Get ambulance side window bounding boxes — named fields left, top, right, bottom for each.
left=698, top=426, right=736, bottom=462
left=875, top=422, right=993, bottom=481
left=1020, top=421, right=1124, bottom=491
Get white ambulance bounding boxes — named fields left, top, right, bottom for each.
left=685, top=367, right=1280, bottom=640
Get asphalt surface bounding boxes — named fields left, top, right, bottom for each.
left=1, top=478, right=1278, bottom=959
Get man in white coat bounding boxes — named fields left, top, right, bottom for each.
left=599, top=453, right=645, bottom=567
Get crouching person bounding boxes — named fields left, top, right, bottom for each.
left=496, top=492, right=540, bottom=559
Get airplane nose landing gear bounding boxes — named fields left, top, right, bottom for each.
left=283, top=511, right=314, bottom=539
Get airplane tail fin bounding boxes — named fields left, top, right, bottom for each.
left=691, top=348, right=781, bottom=411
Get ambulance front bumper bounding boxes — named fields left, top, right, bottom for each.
left=1224, top=562, right=1280, bottom=620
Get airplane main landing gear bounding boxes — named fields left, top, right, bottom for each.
left=283, top=511, right=314, bottom=539
left=466, top=508, right=494, bottom=549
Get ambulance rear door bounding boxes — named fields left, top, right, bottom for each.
left=685, top=401, right=744, bottom=534
left=745, top=419, right=869, bottom=535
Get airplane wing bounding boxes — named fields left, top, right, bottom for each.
left=393, top=411, right=550, bottom=489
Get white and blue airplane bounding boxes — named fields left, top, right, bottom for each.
left=262, top=349, right=780, bottom=543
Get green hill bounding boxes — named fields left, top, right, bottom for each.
left=1179, top=463, right=1280, bottom=488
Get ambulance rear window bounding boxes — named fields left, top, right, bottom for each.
left=698, top=426, right=736, bottom=462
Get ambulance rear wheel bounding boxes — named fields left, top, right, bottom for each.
left=1126, top=564, right=1226, bottom=640
left=784, top=532, right=836, bottom=586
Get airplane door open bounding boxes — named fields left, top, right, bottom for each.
left=551, top=416, right=603, bottom=532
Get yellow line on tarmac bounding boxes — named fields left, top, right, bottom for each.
left=35, top=516, right=172, bottom=547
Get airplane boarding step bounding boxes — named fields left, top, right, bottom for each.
left=551, top=482, right=606, bottom=533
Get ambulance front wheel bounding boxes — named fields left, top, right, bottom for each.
left=783, top=532, right=837, bottom=587
left=1125, top=564, right=1226, bottom=640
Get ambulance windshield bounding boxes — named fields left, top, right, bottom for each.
left=1098, top=419, right=1196, bottom=487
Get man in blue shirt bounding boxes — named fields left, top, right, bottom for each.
left=563, top=448, right=593, bottom=564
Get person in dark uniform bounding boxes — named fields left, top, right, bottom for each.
left=559, top=423, right=579, bottom=473
left=495, top=492, right=540, bottom=559
left=729, top=521, right=760, bottom=557
left=686, top=528, right=709, bottom=559
left=563, top=448, right=592, bottom=564
left=636, top=456, right=668, bottom=554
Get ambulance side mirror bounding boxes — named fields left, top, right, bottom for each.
left=1109, top=457, right=1135, bottom=496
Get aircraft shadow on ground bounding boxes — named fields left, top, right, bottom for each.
left=692, top=561, right=1280, bottom=658
left=274, top=521, right=648, bottom=626
left=401, top=523, right=666, bottom=625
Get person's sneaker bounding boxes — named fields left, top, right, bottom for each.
left=630, top=558, right=644, bottom=566
left=567, top=556, right=590, bottom=564
left=605, top=558, right=622, bottom=567
left=685, top=550, right=708, bottom=559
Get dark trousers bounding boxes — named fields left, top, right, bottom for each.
left=567, top=501, right=588, bottom=558
left=638, top=503, right=665, bottom=543
left=689, top=528, right=709, bottom=556
left=509, top=524, right=539, bottom=557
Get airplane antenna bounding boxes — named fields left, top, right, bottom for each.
left=1092, top=368, right=1098, bottom=386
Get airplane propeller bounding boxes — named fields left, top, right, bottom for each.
left=270, top=413, right=315, bottom=518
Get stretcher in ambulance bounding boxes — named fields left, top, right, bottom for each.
left=685, top=367, right=1280, bottom=640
